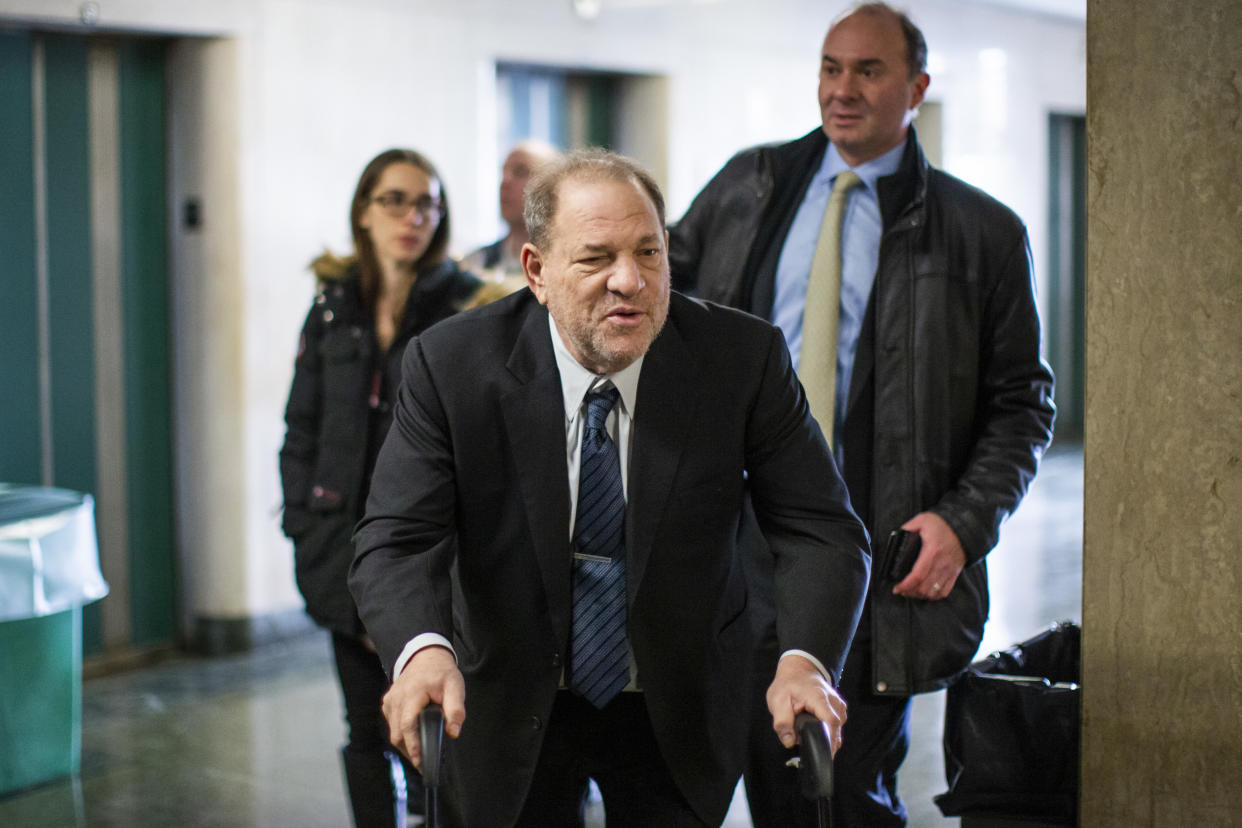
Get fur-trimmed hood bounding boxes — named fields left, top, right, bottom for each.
left=309, top=250, right=355, bottom=283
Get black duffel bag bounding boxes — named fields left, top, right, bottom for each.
left=934, top=621, right=1081, bottom=825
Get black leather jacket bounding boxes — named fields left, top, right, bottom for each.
left=279, top=259, right=481, bottom=634
left=670, top=128, right=1055, bottom=694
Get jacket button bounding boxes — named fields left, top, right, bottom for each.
left=876, top=681, right=888, bottom=693
left=322, top=310, right=334, bottom=322
left=315, top=293, right=326, bottom=305
left=551, top=653, right=561, bottom=668
left=312, top=486, right=324, bottom=497
left=530, top=716, right=542, bottom=731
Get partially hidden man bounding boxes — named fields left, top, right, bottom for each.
left=349, top=150, right=871, bottom=827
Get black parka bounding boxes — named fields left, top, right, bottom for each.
left=279, top=258, right=481, bottom=635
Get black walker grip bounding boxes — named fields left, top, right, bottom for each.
left=795, top=711, right=834, bottom=801
left=419, top=702, right=446, bottom=789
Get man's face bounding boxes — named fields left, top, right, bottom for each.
left=499, top=148, right=538, bottom=226
left=818, top=11, right=929, bottom=167
left=523, top=175, right=670, bottom=375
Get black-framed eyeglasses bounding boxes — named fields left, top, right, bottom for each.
left=371, top=192, right=443, bottom=220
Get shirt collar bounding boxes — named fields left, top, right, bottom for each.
left=548, top=314, right=643, bottom=425
left=819, top=135, right=908, bottom=193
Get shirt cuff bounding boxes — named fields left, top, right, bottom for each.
left=780, top=649, right=832, bottom=684
left=393, top=633, right=457, bottom=677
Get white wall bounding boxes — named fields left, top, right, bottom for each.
left=0, top=0, right=1084, bottom=629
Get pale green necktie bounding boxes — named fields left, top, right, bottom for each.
left=800, top=170, right=862, bottom=447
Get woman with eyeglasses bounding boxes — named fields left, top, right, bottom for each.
left=279, top=148, right=481, bottom=827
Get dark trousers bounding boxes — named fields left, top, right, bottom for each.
left=743, top=628, right=911, bottom=828
left=332, top=631, right=396, bottom=754
left=332, top=632, right=422, bottom=824
left=514, top=691, right=709, bottom=828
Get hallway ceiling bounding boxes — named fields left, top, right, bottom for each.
left=582, top=0, right=1085, bottom=22
left=972, top=0, right=1085, bottom=20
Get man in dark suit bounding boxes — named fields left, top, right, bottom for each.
left=349, top=149, right=871, bottom=827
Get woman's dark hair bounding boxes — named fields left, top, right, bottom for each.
left=349, top=148, right=451, bottom=310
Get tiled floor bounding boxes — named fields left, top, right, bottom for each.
left=0, top=444, right=1082, bottom=827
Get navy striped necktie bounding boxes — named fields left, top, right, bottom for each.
left=568, top=385, right=629, bottom=709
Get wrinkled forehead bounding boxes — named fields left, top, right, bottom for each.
left=564, top=171, right=658, bottom=216
left=549, top=174, right=661, bottom=243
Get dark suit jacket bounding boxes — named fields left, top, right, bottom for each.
left=350, top=288, right=870, bottom=826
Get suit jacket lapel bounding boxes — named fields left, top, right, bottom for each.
left=626, top=315, right=698, bottom=600
left=501, top=304, right=575, bottom=643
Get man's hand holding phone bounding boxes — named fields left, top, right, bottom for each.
left=888, top=513, right=968, bottom=601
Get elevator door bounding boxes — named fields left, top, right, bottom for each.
left=0, top=31, right=176, bottom=656
left=1048, top=113, right=1086, bottom=439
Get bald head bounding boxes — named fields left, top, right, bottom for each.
left=500, top=140, right=563, bottom=228
left=830, top=2, right=927, bottom=80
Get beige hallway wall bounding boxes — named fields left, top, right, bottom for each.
left=1084, top=0, right=1242, bottom=823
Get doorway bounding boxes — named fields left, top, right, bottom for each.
left=489, top=62, right=670, bottom=239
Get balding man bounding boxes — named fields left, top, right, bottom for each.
left=462, top=139, right=562, bottom=284
left=670, top=4, right=1055, bottom=825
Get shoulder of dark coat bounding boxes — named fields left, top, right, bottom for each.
left=415, top=259, right=483, bottom=300
left=669, top=290, right=777, bottom=342
left=445, top=260, right=486, bottom=302
left=416, top=281, right=538, bottom=341
left=924, top=167, right=1027, bottom=233
left=696, top=127, right=824, bottom=205
left=724, top=126, right=823, bottom=168
left=307, top=253, right=362, bottom=317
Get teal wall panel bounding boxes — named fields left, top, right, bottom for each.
left=42, top=35, right=102, bottom=655
left=43, top=36, right=98, bottom=496
left=1048, top=113, right=1086, bottom=438
left=0, top=32, right=42, bottom=485
left=585, top=75, right=615, bottom=150
left=118, top=40, right=176, bottom=647
left=5, top=32, right=178, bottom=655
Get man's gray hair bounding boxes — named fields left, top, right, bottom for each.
left=523, top=149, right=666, bottom=252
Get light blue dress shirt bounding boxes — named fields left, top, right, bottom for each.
left=772, top=138, right=906, bottom=448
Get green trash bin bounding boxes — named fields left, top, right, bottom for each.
left=0, top=484, right=108, bottom=795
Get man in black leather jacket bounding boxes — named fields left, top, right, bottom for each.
left=669, top=4, right=1055, bottom=826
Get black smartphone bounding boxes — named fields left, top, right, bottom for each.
left=882, top=529, right=922, bottom=583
